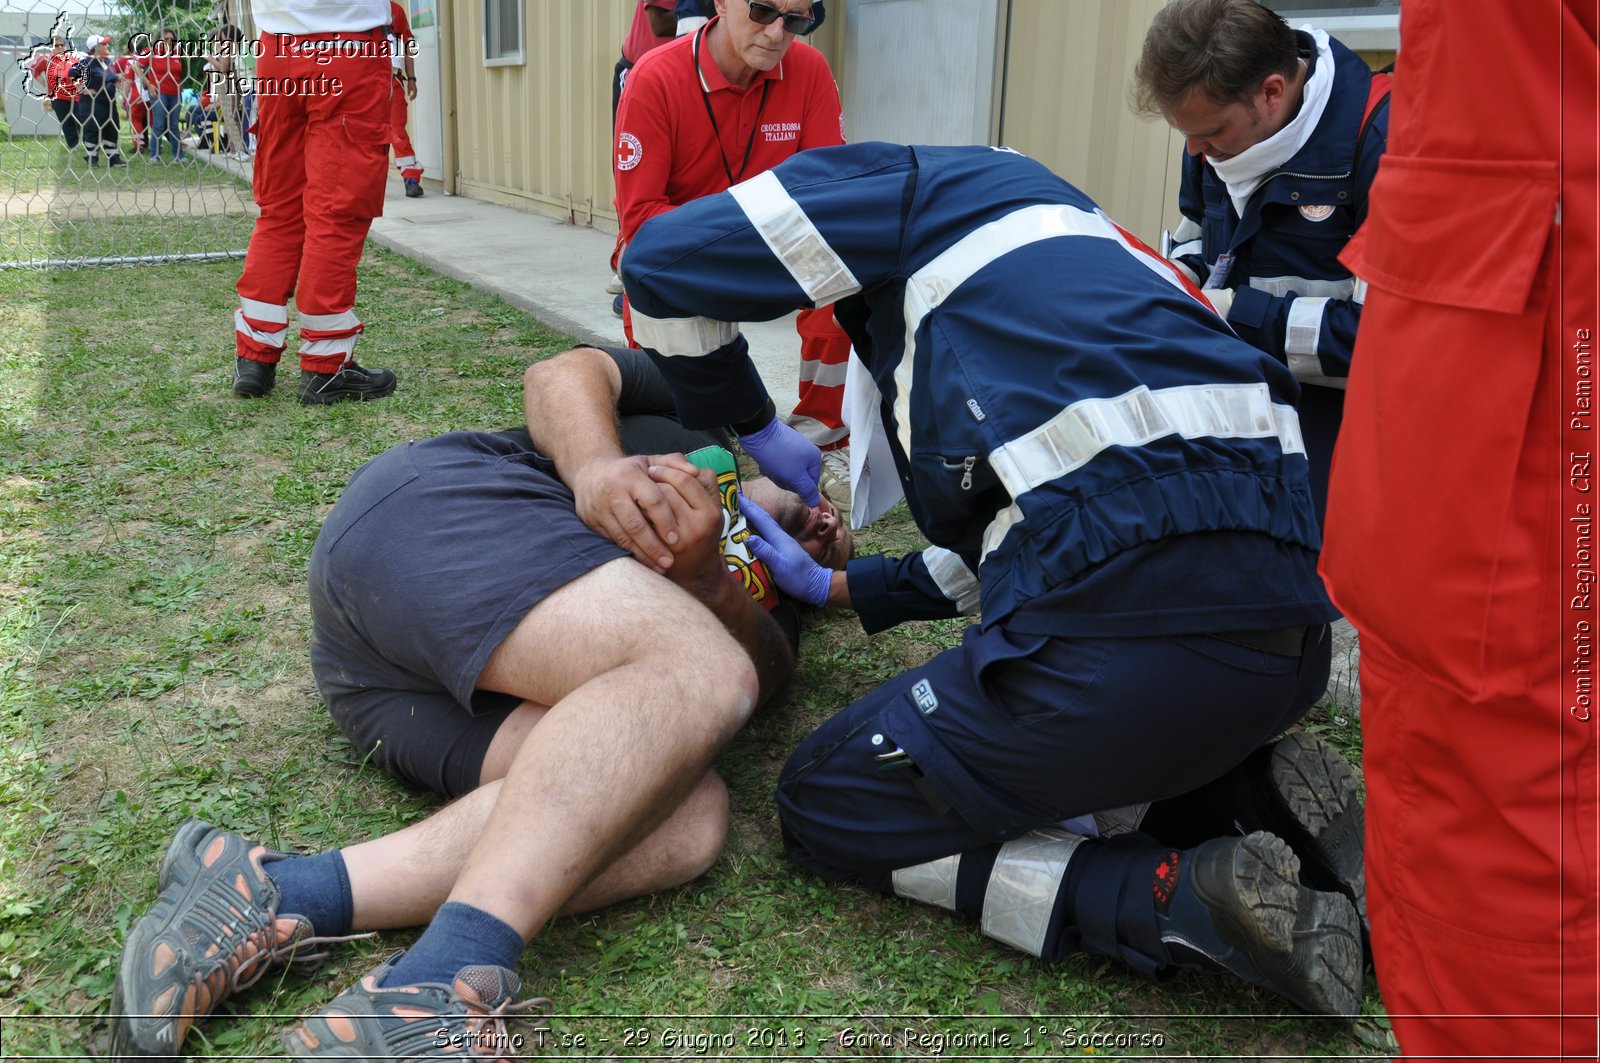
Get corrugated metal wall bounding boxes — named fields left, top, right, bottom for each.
left=997, top=0, right=1184, bottom=246
left=446, top=1, right=844, bottom=229
left=443, top=1, right=1374, bottom=245
left=449, top=1, right=627, bottom=224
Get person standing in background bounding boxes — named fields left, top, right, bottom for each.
left=115, top=33, right=152, bottom=156
left=229, top=0, right=398, bottom=405
left=142, top=27, right=186, bottom=162
left=73, top=36, right=124, bottom=167
left=38, top=35, right=86, bottom=157
left=613, top=0, right=855, bottom=515
left=386, top=0, right=425, bottom=197
left=605, top=0, right=678, bottom=300
left=1319, top=0, right=1598, bottom=1057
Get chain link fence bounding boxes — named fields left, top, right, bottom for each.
left=1, top=0, right=256, bottom=267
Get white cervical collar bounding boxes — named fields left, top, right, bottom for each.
left=1209, top=27, right=1335, bottom=218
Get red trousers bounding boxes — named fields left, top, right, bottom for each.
left=388, top=78, right=422, bottom=182
left=234, top=31, right=391, bottom=373
left=1322, top=2, right=1599, bottom=1057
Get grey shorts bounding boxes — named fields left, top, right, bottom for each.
left=308, top=431, right=628, bottom=797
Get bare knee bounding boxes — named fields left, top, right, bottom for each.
left=669, top=772, right=730, bottom=885
left=658, top=627, right=760, bottom=741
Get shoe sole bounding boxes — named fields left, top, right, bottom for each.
left=1263, top=732, right=1368, bottom=934
left=1192, top=831, right=1362, bottom=1017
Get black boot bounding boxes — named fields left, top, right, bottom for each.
left=1156, top=832, right=1362, bottom=1016
left=297, top=361, right=397, bottom=405
left=231, top=357, right=277, bottom=398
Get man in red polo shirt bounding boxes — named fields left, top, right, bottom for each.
left=613, top=0, right=854, bottom=514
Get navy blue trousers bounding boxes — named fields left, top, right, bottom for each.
left=777, top=622, right=1331, bottom=893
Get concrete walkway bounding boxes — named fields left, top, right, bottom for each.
left=366, top=176, right=805, bottom=400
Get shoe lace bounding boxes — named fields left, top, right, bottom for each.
left=227, top=928, right=377, bottom=995
left=378, top=983, right=552, bottom=1061
left=177, top=887, right=375, bottom=1018
left=463, top=991, right=553, bottom=1062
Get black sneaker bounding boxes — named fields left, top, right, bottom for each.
left=404, top=178, right=424, bottom=198
left=232, top=356, right=277, bottom=398
left=108, top=154, right=126, bottom=167
left=1158, top=831, right=1362, bottom=1016
left=297, top=362, right=398, bottom=405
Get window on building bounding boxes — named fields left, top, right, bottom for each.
left=1263, top=0, right=1399, bottom=51
left=484, top=0, right=523, bottom=65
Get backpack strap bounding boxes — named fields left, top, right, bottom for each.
left=1360, top=71, right=1393, bottom=142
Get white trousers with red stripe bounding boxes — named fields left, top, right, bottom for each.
left=234, top=31, right=391, bottom=373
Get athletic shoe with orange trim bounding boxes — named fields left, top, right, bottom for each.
left=282, top=951, right=551, bottom=1060
left=109, top=818, right=363, bottom=1060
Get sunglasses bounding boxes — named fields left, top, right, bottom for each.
left=743, top=0, right=818, bottom=36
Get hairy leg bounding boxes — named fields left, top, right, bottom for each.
left=341, top=769, right=728, bottom=930
left=342, top=556, right=755, bottom=940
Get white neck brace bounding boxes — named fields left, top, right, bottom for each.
left=1209, top=27, right=1335, bottom=219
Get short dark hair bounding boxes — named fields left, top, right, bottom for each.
left=1132, top=0, right=1300, bottom=116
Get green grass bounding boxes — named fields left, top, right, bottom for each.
left=0, top=128, right=253, bottom=265
left=0, top=247, right=1391, bottom=1060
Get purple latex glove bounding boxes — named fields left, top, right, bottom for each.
left=740, top=492, right=832, bottom=607
left=738, top=417, right=821, bottom=507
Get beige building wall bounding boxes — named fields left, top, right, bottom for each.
left=445, top=1, right=844, bottom=231
left=997, top=0, right=1185, bottom=247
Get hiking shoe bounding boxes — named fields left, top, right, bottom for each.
left=110, top=819, right=331, bottom=1059
left=232, top=356, right=276, bottom=398
left=404, top=178, right=424, bottom=198
left=819, top=446, right=852, bottom=521
left=1233, top=731, right=1368, bottom=936
left=1159, top=831, right=1362, bottom=1016
left=283, top=952, right=551, bottom=1060
left=297, top=362, right=397, bottom=405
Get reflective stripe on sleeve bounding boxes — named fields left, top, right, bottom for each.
left=631, top=309, right=740, bottom=357
left=1285, top=295, right=1330, bottom=361
left=895, top=204, right=1201, bottom=460
left=729, top=171, right=862, bottom=307
left=981, top=383, right=1306, bottom=560
left=1246, top=274, right=1356, bottom=300
left=922, top=546, right=980, bottom=614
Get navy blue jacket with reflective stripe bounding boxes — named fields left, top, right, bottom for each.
left=1172, top=32, right=1388, bottom=387
left=623, top=143, right=1324, bottom=631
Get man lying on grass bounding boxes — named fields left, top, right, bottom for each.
left=109, top=345, right=851, bottom=1059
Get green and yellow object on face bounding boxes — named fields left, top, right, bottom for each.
left=685, top=444, right=778, bottom=611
